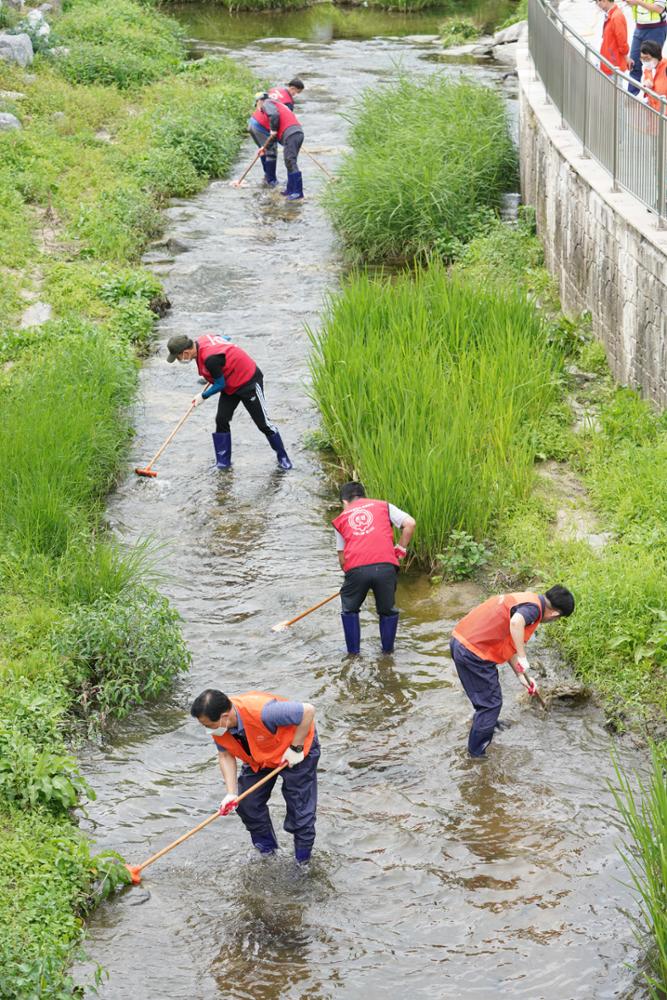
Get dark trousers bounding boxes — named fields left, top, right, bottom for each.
left=629, top=24, right=667, bottom=94
left=283, top=129, right=304, bottom=173
left=340, top=563, right=398, bottom=616
left=450, top=638, right=502, bottom=756
left=215, top=369, right=277, bottom=437
left=236, top=738, right=320, bottom=854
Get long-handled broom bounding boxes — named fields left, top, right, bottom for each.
left=272, top=591, right=340, bottom=632
left=135, top=400, right=196, bottom=479
left=125, top=763, right=287, bottom=884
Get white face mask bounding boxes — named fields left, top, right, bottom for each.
left=177, top=356, right=193, bottom=364
left=209, top=726, right=227, bottom=736
left=643, top=59, right=659, bottom=70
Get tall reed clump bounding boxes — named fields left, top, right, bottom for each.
left=309, top=260, right=563, bottom=566
left=612, top=744, right=667, bottom=999
left=324, top=75, right=516, bottom=264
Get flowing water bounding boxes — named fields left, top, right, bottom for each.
left=75, top=8, right=646, bottom=998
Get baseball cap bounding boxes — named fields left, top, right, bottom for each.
left=254, top=91, right=269, bottom=102
left=166, top=334, right=193, bottom=362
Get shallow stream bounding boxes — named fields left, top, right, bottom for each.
left=75, top=8, right=646, bottom=998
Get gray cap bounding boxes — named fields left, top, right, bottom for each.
left=166, top=334, right=193, bottom=362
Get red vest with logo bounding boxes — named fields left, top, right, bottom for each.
left=212, top=691, right=315, bottom=772
left=196, top=334, right=256, bottom=395
left=268, top=86, right=293, bottom=109
left=452, top=591, right=543, bottom=664
left=252, top=101, right=301, bottom=140
left=332, top=498, right=398, bottom=572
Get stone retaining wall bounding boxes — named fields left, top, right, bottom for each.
left=517, top=32, right=667, bottom=406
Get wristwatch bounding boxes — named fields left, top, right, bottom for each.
left=290, top=744, right=304, bottom=753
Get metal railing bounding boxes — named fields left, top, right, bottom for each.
left=528, top=0, right=667, bottom=226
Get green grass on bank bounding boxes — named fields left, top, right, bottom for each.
left=613, top=744, right=667, bottom=999
left=309, top=257, right=563, bottom=566
left=324, top=74, right=517, bottom=264
left=0, top=0, right=257, bottom=991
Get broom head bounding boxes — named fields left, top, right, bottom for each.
left=125, top=864, right=142, bottom=885
left=135, top=467, right=158, bottom=478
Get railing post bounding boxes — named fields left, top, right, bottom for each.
left=612, top=69, right=620, bottom=192
left=560, top=22, right=566, bottom=127
left=582, top=45, right=590, bottom=157
left=658, top=100, right=666, bottom=228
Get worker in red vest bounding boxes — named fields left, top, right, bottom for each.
left=190, top=688, right=319, bottom=863
left=166, top=332, right=292, bottom=470
left=450, top=586, right=575, bottom=757
left=267, top=78, right=304, bottom=111
left=640, top=37, right=667, bottom=109
left=332, top=481, right=416, bottom=655
left=250, top=91, right=305, bottom=200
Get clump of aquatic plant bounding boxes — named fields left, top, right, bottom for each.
left=440, top=17, right=481, bottom=48
left=324, top=74, right=517, bottom=264
left=309, top=260, right=562, bottom=565
left=612, top=744, right=667, bottom=999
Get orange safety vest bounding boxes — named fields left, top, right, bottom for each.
left=212, top=691, right=315, bottom=772
left=600, top=4, right=629, bottom=76
left=642, top=58, right=667, bottom=112
left=451, top=592, right=543, bottom=665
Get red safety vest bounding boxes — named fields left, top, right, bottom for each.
left=196, top=334, right=256, bottom=395
left=268, top=86, right=293, bottom=109
left=452, top=592, right=543, bottom=664
left=332, top=498, right=399, bottom=572
left=252, top=101, right=301, bottom=140
left=600, top=5, right=629, bottom=76
left=212, top=691, right=315, bottom=772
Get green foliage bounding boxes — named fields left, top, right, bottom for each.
left=0, top=731, right=93, bottom=812
left=434, top=530, right=490, bottom=581
left=325, top=74, right=517, bottom=264
left=310, top=260, right=563, bottom=565
left=498, top=0, right=527, bottom=30
left=53, top=587, right=191, bottom=724
left=612, top=744, right=667, bottom=998
left=440, top=17, right=480, bottom=47
left=56, top=0, right=185, bottom=89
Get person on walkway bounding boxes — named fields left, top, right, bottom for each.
left=190, top=688, right=319, bottom=864
left=267, top=78, right=304, bottom=111
left=639, top=37, right=667, bottom=107
left=596, top=0, right=630, bottom=76
left=166, top=332, right=292, bottom=470
left=250, top=91, right=305, bottom=199
left=450, top=586, right=575, bottom=758
left=626, top=0, right=667, bottom=94
left=332, top=481, right=416, bottom=655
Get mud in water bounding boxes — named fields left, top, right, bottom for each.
left=74, top=12, right=646, bottom=999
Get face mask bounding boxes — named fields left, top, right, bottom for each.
left=643, top=59, right=658, bottom=70
left=178, top=357, right=193, bottom=364
left=209, top=726, right=227, bottom=736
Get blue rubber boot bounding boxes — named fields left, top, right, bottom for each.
left=379, top=612, right=399, bottom=653
left=252, top=836, right=278, bottom=856
left=468, top=726, right=495, bottom=758
left=341, top=612, right=360, bottom=654
left=212, top=432, right=232, bottom=469
left=262, top=156, right=278, bottom=187
left=286, top=170, right=304, bottom=201
left=280, top=172, right=294, bottom=197
left=295, top=846, right=312, bottom=864
left=267, top=430, right=292, bottom=470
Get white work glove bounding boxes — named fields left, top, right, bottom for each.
left=282, top=746, right=305, bottom=768
left=191, top=393, right=204, bottom=408
left=219, top=793, right=238, bottom=816
left=515, top=655, right=530, bottom=675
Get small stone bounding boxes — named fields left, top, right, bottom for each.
left=0, top=90, right=26, bottom=100
left=0, top=111, right=21, bottom=130
left=51, top=110, right=65, bottom=121
left=47, top=45, right=69, bottom=58
left=20, top=301, right=52, bottom=327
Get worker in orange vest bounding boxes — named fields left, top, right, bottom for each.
left=596, top=0, right=630, bottom=76
left=190, top=688, right=319, bottom=863
left=639, top=38, right=667, bottom=108
left=450, top=586, right=575, bottom=757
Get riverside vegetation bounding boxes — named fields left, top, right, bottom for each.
left=315, top=73, right=665, bottom=992
left=0, top=0, right=256, bottom=992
